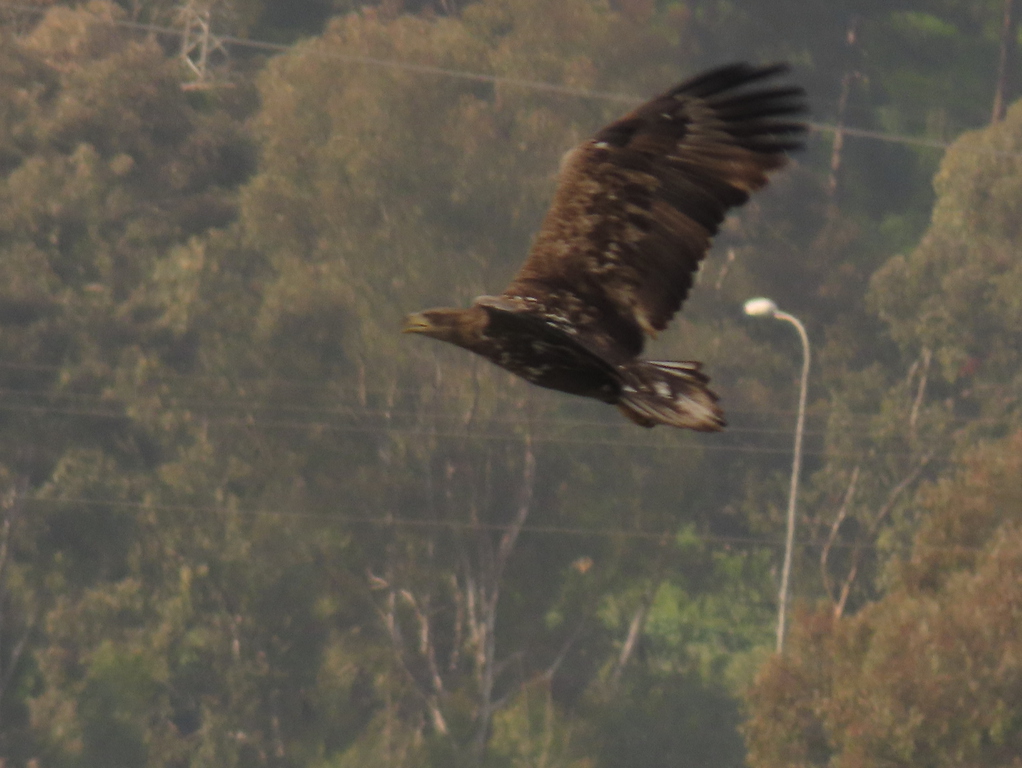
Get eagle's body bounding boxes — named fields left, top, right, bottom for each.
left=405, top=63, right=806, bottom=430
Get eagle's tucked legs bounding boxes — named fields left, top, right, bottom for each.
left=405, top=63, right=807, bottom=430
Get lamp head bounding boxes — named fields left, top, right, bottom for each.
left=744, top=297, right=779, bottom=318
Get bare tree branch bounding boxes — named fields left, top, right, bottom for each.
left=493, top=432, right=536, bottom=590
left=473, top=431, right=536, bottom=760
left=373, top=426, right=539, bottom=760
left=376, top=584, right=450, bottom=736
left=832, top=453, right=933, bottom=618
left=399, top=589, right=446, bottom=700
left=609, top=534, right=671, bottom=687
left=909, top=347, right=931, bottom=441
left=821, top=465, right=860, bottom=608
left=543, top=619, right=587, bottom=682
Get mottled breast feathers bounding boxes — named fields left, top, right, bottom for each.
left=404, top=62, right=806, bottom=430
left=505, top=62, right=806, bottom=352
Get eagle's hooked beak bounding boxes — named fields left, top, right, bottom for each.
left=402, top=312, right=433, bottom=334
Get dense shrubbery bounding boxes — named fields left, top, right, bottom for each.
left=0, top=1, right=1018, bottom=766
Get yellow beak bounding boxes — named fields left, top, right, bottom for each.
left=402, top=313, right=432, bottom=334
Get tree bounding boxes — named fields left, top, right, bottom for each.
left=8, top=2, right=1018, bottom=766
left=762, top=61, right=1022, bottom=625
left=869, top=94, right=1022, bottom=430
left=0, top=3, right=257, bottom=763
left=743, top=430, right=1022, bottom=768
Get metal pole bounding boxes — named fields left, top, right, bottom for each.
left=773, top=311, right=810, bottom=653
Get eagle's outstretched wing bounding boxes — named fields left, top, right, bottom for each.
left=502, top=63, right=806, bottom=356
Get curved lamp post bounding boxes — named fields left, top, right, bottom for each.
left=744, top=297, right=810, bottom=653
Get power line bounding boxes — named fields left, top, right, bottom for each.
left=27, top=494, right=984, bottom=555
left=0, top=384, right=898, bottom=438
left=0, top=384, right=996, bottom=453
left=2, top=1, right=1020, bottom=159
left=0, top=399, right=798, bottom=455
left=0, top=396, right=967, bottom=463
left=0, top=361, right=1007, bottom=428
left=0, top=387, right=831, bottom=438
left=812, top=122, right=968, bottom=153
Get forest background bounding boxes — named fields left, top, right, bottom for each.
left=0, top=0, right=1020, bottom=766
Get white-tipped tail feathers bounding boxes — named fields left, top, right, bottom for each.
left=616, top=360, right=725, bottom=431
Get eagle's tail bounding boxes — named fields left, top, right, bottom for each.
left=616, top=360, right=725, bottom=431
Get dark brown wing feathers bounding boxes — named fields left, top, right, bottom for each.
left=505, top=62, right=806, bottom=350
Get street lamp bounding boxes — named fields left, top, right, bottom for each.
left=744, top=297, right=810, bottom=653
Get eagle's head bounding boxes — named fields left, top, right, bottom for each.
left=403, top=306, right=488, bottom=350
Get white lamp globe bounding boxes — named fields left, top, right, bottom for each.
left=744, top=297, right=779, bottom=317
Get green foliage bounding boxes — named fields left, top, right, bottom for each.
left=745, top=82, right=1022, bottom=766
left=870, top=97, right=1022, bottom=421
left=744, top=431, right=1022, bottom=768
left=0, top=1, right=1020, bottom=766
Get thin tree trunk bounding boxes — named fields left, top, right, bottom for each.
left=0, top=480, right=29, bottom=726
left=820, top=466, right=860, bottom=612
left=610, top=602, right=650, bottom=687
left=832, top=454, right=932, bottom=618
left=908, top=347, right=931, bottom=442
left=826, top=17, right=860, bottom=217
left=992, top=0, right=1018, bottom=123
left=472, top=432, right=536, bottom=763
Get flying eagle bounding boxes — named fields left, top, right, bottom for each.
left=405, top=63, right=806, bottom=430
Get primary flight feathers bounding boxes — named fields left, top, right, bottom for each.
left=405, top=62, right=807, bottom=430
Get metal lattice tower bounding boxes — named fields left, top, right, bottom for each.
left=177, top=0, right=229, bottom=87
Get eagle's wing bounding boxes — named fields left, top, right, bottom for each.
left=503, top=63, right=806, bottom=355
